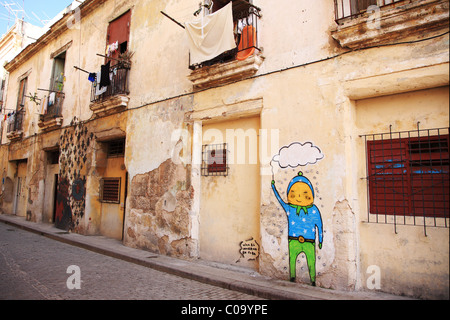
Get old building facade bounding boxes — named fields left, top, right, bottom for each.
left=0, top=0, right=448, bottom=299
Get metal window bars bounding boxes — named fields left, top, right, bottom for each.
left=107, top=139, right=126, bottom=158
left=201, top=143, right=229, bottom=176
left=361, top=126, right=449, bottom=236
left=42, top=92, right=64, bottom=121
left=334, top=0, right=407, bottom=24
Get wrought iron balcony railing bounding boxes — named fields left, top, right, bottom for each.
left=334, top=0, right=406, bottom=23
left=7, top=109, right=25, bottom=133
left=189, top=1, right=262, bottom=69
left=40, top=91, right=64, bottom=122
left=90, top=65, right=130, bottom=103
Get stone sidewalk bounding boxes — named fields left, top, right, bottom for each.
left=0, top=213, right=412, bottom=300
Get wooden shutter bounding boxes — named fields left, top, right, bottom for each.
left=107, top=10, right=131, bottom=64
left=100, top=178, right=121, bottom=203
left=368, top=134, right=449, bottom=218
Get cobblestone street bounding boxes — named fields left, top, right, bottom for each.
left=0, top=222, right=264, bottom=300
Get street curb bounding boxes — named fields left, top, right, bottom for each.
left=0, top=216, right=300, bottom=300
left=0, top=215, right=412, bottom=300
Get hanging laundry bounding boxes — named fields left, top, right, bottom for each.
left=111, top=41, right=118, bottom=52
left=100, top=61, right=111, bottom=89
left=7, top=112, right=15, bottom=124
left=185, top=2, right=236, bottom=65
left=106, top=41, right=119, bottom=57
left=88, top=73, right=96, bottom=82
left=40, top=96, right=48, bottom=114
left=49, top=92, right=56, bottom=106
left=95, top=71, right=108, bottom=96
left=236, top=15, right=253, bottom=34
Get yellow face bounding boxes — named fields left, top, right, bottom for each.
left=288, top=182, right=314, bottom=207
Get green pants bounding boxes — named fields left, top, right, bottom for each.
left=289, top=239, right=316, bottom=282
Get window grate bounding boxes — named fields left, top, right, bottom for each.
left=361, top=126, right=449, bottom=235
left=100, top=178, right=121, bottom=203
left=107, top=139, right=125, bottom=158
left=201, top=143, right=229, bottom=176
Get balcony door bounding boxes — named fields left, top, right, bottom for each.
left=106, top=10, right=131, bottom=65
left=47, top=52, right=66, bottom=117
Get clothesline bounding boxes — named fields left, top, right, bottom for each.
left=160, top=11, right=185, bottom=29
left=96, top=53, right=126, bottom=63
left=73, top=66, right=90, bottom=74
left=37, top=88, right=65, bottom=96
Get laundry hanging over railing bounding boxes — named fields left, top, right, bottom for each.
left=73, top=53, right=131, bottom=103
left=6, top=109, right=25, bottom=133
left=90, top=62, right=130, bottom=103
left=185, top=2, right=236, bottom=65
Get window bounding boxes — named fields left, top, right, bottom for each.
left=0, top=79, right=5, bottom=105
left=100, top=178, right=121, bottom=203
left=47, top=149, right=60, bottom=165
left=45, top=52, right=66, bottom=118
left=17, top=77, right=27, bottom=110
left=7, top=77, right=27, bottom=133
left=106, top=10, right=131, bottom=65
left=50, top=52, right=66, bottom=93
left=202, top=143, right=229, bottom=176
left=107, top=139, right=125, bottom=158
left=364, top=128, right=449, bottom=223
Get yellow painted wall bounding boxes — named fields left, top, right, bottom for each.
left=0, top=0, right=448, bottom=299
left=200, top=116, right=261, bottom=270
left=354, top=87, right=449, bottom=299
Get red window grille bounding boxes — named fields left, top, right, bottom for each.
left=366, top=130, right=449, bottom=221
left=202, top=144, right=228, bottom=176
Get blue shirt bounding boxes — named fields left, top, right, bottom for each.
left=272, top=183, right=323, bottom=244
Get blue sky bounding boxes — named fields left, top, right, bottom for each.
left=0, top=0, right=74, bottom=35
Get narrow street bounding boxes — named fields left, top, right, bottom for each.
left=0, top=222, right=264, bottom=300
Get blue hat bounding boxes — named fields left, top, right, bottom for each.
left=287, top=171, right=314, bottom=198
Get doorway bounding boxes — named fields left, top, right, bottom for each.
left=13, top=160, right=28, bottom=217
left=199, top=116, right=261, bottom=270
left=99, top=138, right=127, bottom=240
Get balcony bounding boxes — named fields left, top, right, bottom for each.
left=90, top=65, right=130, bottom=117
left=334, top=0, right=404, bottom=23
left=332, top=0, right=450, bottom=49
left=188, top=0, right=264, bottom=90
left=38, top=92, right=64, bottom=132
left=6, top=109, right=25, bottom=141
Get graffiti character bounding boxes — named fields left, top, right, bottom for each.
left=55, top=177, right=72, bottom=231
left=271, top=171, right=323, bottom=285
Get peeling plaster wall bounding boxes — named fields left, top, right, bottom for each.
left=0, top=0, right=448, bottom=300
left=123, top=96, right=195, bottom=258
left=124, top=159, right=195, bottom=258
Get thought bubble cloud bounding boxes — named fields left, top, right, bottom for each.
left=272, top=142, right=324, bottom=168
